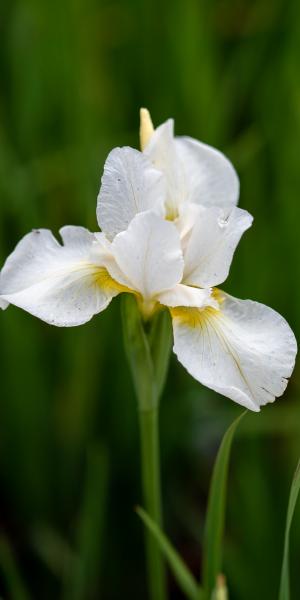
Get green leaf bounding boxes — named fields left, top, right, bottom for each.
left=203, top=411, right=246, bottom=598
left=279, top=458, right=300, bottom=600
left=136, top=506, right=202, bottom=600
left=0, top=536, right=31, bottom=600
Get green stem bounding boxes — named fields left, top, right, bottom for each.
left=139, top=407, right=167, bottom=600
left=121, top=295, right=171, bottom=600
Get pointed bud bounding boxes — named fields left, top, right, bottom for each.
left=212, top=574, right=228, bottom=600
left=140, top=108, right=154, bottom=150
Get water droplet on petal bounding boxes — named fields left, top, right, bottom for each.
left=218, top=215, right=229, bottom=228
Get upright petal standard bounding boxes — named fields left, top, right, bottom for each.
left=97, top=146, right=166, bottom=239
left=142, top=113, right=240, bottom=215
left=0, top=108, right=297, bottom=409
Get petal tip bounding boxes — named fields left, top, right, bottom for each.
left=0, top=297, right=9, bottom=310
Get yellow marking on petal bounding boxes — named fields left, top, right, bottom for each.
left=170, top=287, right=223, bottom=327
left=171, top=291, right=256, bottom=399
left=140, top=108, right=154, bottom=151
left=165, top=205, right=179, bottom=221
left=84, top=265, right=156, bottom=313
left=212, top=287, right=225, bottom=305
left=170, top=305, right=219, bottom=328
left=90, top=266, right=134, bottom=295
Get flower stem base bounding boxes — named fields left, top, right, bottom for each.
left=139, top=407, right=167, bottom=600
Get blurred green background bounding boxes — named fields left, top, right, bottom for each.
left=0, top=0, right=299, bottom=598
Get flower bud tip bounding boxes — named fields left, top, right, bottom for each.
left=140, top=108, right=154, bottom=150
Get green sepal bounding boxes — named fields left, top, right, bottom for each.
left=121, top=294, right=172, bottom=410
left=148, top=308, right=173, bottom=400
left=121, top=294, right=156, bottom=410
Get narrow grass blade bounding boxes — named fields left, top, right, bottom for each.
left=32, top=526, right=74, bottom=580
left=0, top=536, right=31, bottom=600
left=63, top=443, right=109, bottom=600
left=136, top=506, right=202, bottom=600
left=279, top=458, right=300, bottom=600
left=203, top=411, right=246, bottom=598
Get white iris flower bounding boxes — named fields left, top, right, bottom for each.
left=0, top=110, right=296, bottom=411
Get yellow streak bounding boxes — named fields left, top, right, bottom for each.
left=170, top=290, right=255, bottom=398
left=170, top=288, right=223, bottom=328
left=170, top=305, right=219, bottom=328
left=165, top=206, right=179, bottom=221
left=212, top=287, right=225, bottom=305
left=91, top=266, right=133, bottom=295
left=140, top=108, right=154, bottom=150
left=92, top=267, right=160, bottom=320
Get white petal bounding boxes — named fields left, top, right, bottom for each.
left=172, top=292, right=297, bottom=411
left=0, top=227, right=121, bottom=326
left=176, top=202, right=202, bottom=241
left=108, top=211, right=184, bottom=299
left=144, top=120, right=239, bottom=214
left=175, top=136, right=239, bottom=207
left=183, top=206, right=253, bottom=288
left=158, top=284, right=217, bottom=309
left=143, top=120, right=185, bottom=217
left=97, top=146, right=166, bottom=239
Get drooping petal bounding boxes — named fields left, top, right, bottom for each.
left=97, top=146, right=166, bottom=240
left=183, top=206, right=253, bottom=288
left=0, top=227, right=122, bottom=326
left=175, top=136, right=239, bottom=207
left=107, top=211, right=184, bottom=299
left=172, top=291, right=297, bottom=411
left=158, top=284, right=217, bottom=309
